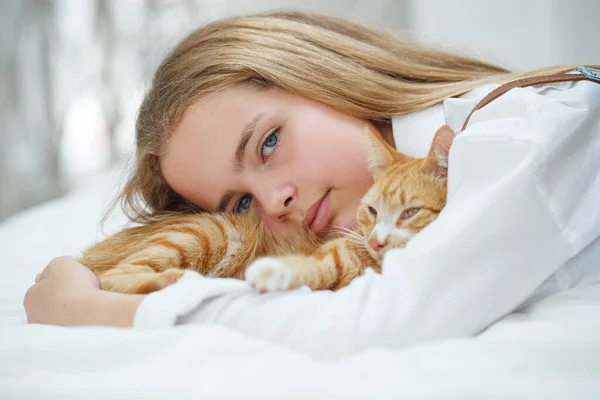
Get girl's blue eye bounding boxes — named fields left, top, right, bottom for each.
left=233, top=129, right=279, bottom=213
left=235, top=194, right=252, bottom=213
left=261, top=129, right=279, bottom=158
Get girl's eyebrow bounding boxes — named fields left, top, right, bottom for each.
left=217, top=113, right=265, bottom=212
left=233, top=112, right=265, bottom=173
left=217, top=190, right=235, bottom=212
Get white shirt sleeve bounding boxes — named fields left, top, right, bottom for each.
left=134, top=79, right=600, bottom=360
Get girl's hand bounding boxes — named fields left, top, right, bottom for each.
left=24, top=256, right=101, bottom=326
left=24, top=256, right=148, bottom=327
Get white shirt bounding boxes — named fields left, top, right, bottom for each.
left=134, top=78, right=600, bottom=360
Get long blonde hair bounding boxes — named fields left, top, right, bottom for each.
left=117, top=10, right=579, bottom=224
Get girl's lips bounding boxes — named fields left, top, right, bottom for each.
left=308, top=190, right=331, bottom=234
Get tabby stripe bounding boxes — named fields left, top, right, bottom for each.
left=391, top=180, right=401, bottom=195
left=128, top=259, right=163, bottom=272
left=210, top=218, right=229, bottom=271
left=172, top=225, right=203, bottom=238
left=168, top=227, right=197, bottom=268
left=214, top=217, right=227, bottom=240
left=198, top=233, right=211, bottom=272
left=331, top=246, right=343, bottom=288
left=313, top=248, right=328, bottom=262
left=145, top=238, right=186, bottom=270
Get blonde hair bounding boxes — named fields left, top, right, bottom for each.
left=117, top=10, right=580, bottom=224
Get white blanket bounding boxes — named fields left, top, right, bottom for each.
left=1, top=166, right=600, bottom=399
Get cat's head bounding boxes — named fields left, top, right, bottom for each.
left=356, top=125, right=455, bottom=263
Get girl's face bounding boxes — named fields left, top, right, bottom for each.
left=160, top=85, right=389, bottom=239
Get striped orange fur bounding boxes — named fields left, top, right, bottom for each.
left=80, top=212, right=321, bottom=294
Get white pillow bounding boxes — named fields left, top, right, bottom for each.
left=0, top=165, right=130, bottom=325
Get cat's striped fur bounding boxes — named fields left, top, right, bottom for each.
left=80, top=212, right=321, bottom=294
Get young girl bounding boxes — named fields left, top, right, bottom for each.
left=24, top=11, right=600, bottom=359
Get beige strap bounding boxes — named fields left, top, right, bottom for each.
left=462, top=73, right=596, bottom=131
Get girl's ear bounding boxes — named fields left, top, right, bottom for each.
left=364, top=125, right=408, bottom=178
left=423, top=125, right=456, bottom=178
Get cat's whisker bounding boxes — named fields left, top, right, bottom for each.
left=324, top=224, right=346, bottom=232
left=321, top=224, right=367, bottom=252
left=327, top=224, right=367, bottom=247
left=327, top=224, right=352, bottom=234
left=323, top=224, right=350, bottom=240
left=326, top=224, right=352, bottom=236
left=347, top=234, right=365, bottom=245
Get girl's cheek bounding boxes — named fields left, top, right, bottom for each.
left=261, top=215, right=298, bottom=239
left=257, top=207, right=282, bottom=235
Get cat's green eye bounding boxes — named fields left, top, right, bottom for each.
left=401, top=207, right=420, bottom=219
left=368, top=206, right=377, bottom=216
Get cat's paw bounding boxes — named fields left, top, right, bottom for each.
left=245, top=257, right=293, bottom=293
left=135, top=268, right=185, bottom=294
left=158, top=268, right=186, bottom=287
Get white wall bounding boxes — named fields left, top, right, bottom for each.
left=408, top=0, right=600, bottom=71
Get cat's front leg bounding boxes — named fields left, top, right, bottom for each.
left=98, top=266, right=186, bottom=294
left=244, top=257, right=296, bottom=293
left=245, top=237, right=364, bottom=292
left=246, top=238, right=360, bottom=292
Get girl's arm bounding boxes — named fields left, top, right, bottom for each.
left=24, top=256, right=145, bottom=328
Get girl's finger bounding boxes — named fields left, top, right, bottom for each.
left=35, top=272, right=44, bottom=283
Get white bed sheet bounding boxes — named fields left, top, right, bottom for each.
left=1, top=167, right=600, bottom=399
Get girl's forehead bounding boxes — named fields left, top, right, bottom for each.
left=159, top=90, right=254, bottom=209
left=176, top=88, right=256, bottom=138
left=192, top=85, right=282, bottom=111
left=191, top=86, right=258, bottom=116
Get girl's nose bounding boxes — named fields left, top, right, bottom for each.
left=257, top=184, right=297, bottom=222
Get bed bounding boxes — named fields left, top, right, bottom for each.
left=1, top=165, right=600, bottom=399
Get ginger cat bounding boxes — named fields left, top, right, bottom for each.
left=245, top=125, right=454, bottom=292
left=80, top=125, right=454, bottom=294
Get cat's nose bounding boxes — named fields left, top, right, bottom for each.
left=369, top=238, right=388, bottom=251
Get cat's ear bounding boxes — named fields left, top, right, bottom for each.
left=365, top=125, right=407, bottom=178
left=424, top=125, right=456, bottom=178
